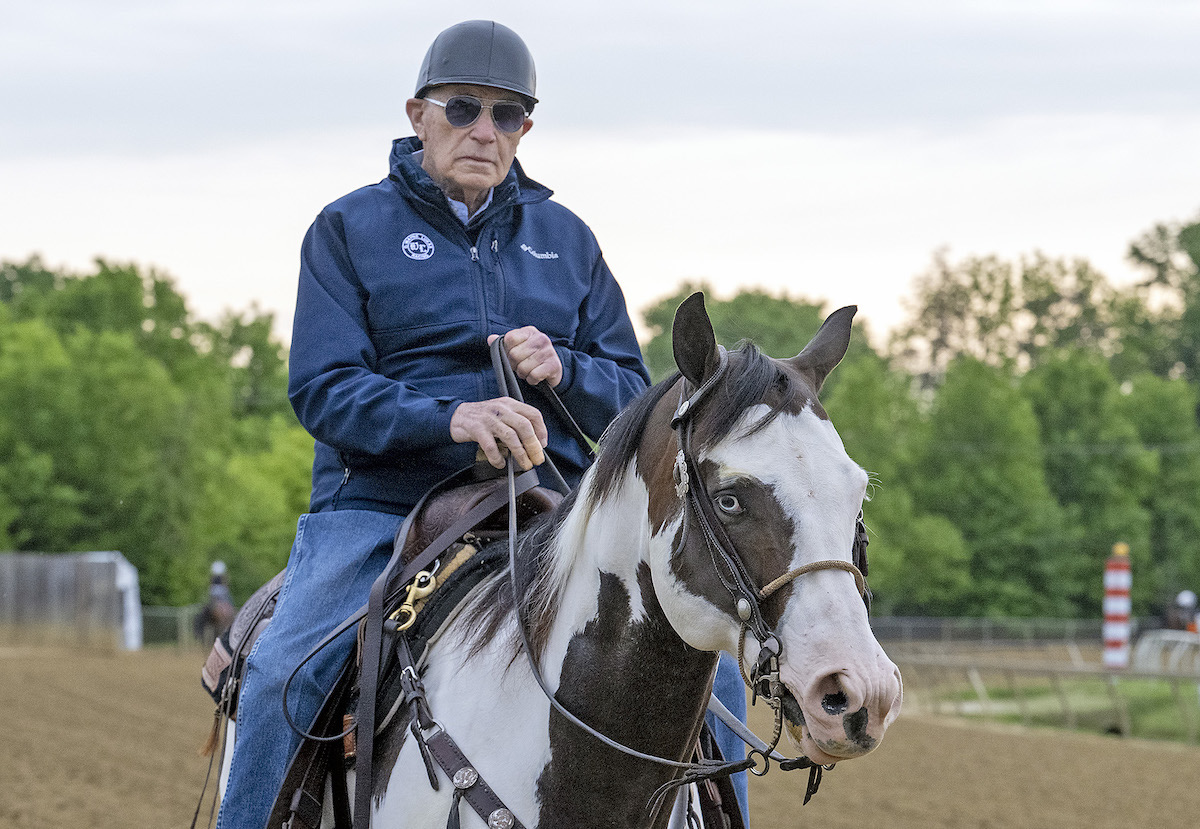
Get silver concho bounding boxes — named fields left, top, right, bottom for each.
left=487, top=808, right=515, bottom=829
left=673, top=450, right=689, bottom=498
left=737, top=597, right=753, bottom=621
left=452, top=767, right=478, bottom=789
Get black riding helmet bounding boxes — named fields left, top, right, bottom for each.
left=415, top=20, right=537, bottom=112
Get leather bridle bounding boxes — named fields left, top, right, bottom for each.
left=669, top=346, right=870, bottom=770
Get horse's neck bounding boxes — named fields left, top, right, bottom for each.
left=530, top=470, right=718, bottom=827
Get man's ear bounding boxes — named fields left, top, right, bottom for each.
left=406, top=98, right=427, bottom=141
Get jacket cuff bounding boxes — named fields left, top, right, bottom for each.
left=553, top=345, right=576, bottom=394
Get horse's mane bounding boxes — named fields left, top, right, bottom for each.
left=460, top=341, right=806, bottom=664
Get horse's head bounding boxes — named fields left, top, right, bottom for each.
left=634, top=293, right=902, bottom=766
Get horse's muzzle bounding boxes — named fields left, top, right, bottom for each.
left=782, top=656, right=903, bottom=764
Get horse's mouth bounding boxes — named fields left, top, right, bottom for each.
left=780, top=687, right=806, bottom=729
left=779, top=687, right=877, bottom=762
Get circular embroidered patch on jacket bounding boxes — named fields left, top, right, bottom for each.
left=402, top=233, right=435, bottom=260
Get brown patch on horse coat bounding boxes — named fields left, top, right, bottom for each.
left=534, top=566, right=717, bottom=828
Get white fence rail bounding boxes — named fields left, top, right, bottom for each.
left=897, top=652, right=1200, bottom=742
left=1132, top=629, right=1200, bottom=674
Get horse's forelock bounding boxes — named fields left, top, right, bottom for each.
left=691, top=343, right=811, bottom=449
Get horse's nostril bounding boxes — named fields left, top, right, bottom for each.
left=844, top=706, right=874, bottom=748
left=821, top=691, right=849, bottom=715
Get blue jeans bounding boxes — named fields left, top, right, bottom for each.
left=216, top=510, right=404, bottom=829
left=707, top=652, right=750, bottom=827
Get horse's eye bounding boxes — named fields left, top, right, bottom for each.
left=715, top=493, right=743, bottom=515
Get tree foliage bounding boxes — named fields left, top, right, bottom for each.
left=7, top=210, right=1200, bottom=618
left=637, top=213, right=1200, bottom=618
left=0, top=256, right=308, bottom=604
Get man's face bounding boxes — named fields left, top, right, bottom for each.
left=406, top=83, right=533, bottom=209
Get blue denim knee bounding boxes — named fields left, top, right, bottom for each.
left=216, top=509, right=403, bottom=829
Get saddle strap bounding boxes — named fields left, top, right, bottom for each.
left=424, top=729, right=528, bottom=829
left=354, top=466, right=542, bottom=829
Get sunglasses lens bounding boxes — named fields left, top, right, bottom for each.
left=492, top=102, right=527, bottom=133
left=443, top=96, right=482, bottom=128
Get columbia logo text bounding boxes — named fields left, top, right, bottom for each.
left=520, top=244, right=559, bottom=260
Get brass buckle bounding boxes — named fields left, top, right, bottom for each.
left=387, top=571, right=437, bottom=632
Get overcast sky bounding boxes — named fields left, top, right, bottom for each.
left=3, top=0, right=1199, bottom=344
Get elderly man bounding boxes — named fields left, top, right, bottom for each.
left=216, top=20, right=745, bottom=828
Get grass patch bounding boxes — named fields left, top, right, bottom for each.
left=917, top=668, right=1200, bottom=743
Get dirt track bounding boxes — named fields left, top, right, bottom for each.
left=1, top=647, right=1198, bottom=829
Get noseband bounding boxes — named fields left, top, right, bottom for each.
left=669, top=346, right=869, bottom=713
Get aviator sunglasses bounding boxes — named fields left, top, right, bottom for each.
left=424, top=95, right=529, bottom=134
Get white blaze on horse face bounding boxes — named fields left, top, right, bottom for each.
left=675, top=402, right=901, bottom=763
left=645, top=402, right=869, bottom=655
left=721, top=403, right=902, bottom=764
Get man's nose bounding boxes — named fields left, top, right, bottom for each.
left=469, top=111, right=498, bottom=141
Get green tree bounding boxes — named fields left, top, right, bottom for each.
left=892, top=251, right=1124, bottom=383
left=823, top=352, right=972, bottom=614
left=1117, top=374, right=1200, bottom=604
left=1021, top=350, right=1155, bottom=613
left=193, top=416, right=314, bottom=602
left=909, top=357, right=1074, bottom=616
left=0, top=256, right=302, bottom=604
left=0, top=313, right=84, bottom=550
left=1119, top=216, right=1200, bottom=382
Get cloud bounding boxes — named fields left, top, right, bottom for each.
left=3, top=1, right=1198, bottom=345
left=3, top=1, right=1198, bottom=156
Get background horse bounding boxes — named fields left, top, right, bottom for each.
left=341, top=294, right=903, bottom=827
left=195, top=564, right=235, bottom=646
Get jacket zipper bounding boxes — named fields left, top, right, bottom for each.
left=332, top=457, right=351, bottom=509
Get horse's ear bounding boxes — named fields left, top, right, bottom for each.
left=672, top=292, right=721, bottom=387
left=789, top=305, right=857, bottom=394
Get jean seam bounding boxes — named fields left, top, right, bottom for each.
left=214, top=515, right=308, bottom=829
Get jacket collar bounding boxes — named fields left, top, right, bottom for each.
left=387, top=136, right=552, bottom=219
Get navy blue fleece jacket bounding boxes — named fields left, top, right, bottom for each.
left=288, top=136, right=650, bottom=514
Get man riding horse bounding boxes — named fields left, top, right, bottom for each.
left=215, top=20, right=750, bottom=828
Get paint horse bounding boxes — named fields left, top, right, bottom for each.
left=358, top=293, right=902, bottom=828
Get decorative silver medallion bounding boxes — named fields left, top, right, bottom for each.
left=673, top=450, right=689, bottom=498
left=487, top=808, right=515, bottom=829
left=452, top=767, right=478, bottom=789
